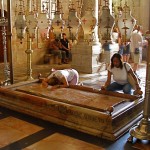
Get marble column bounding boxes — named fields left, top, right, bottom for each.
left=71, top=0, right=101, bottom=74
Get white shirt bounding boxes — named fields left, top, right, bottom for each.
left=130, top=30, right=143, bottom=53
left=107, top=62, right=131, bottom=85
left=48, top=69, right=75, bottom=82
left=111, top=32, right=119, bottom=43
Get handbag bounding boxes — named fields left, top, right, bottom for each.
left=134, top=48, right=140, bottom=54
left=124, top=63, right=137, bottom=90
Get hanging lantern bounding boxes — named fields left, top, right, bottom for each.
left=14, top=12, right=26, bottom=43
left=14, top=0, right=26, bottom=43
left=50, top=10, right=65, bottom=39
left=81, top=9, right=97, bottom=42
left=67, top=8, right=81, bottom=41
left=26, top=12, right=38, bottom=39
left=118, top=3, right=136, bottom=43
left=38, top=13, right=50, bottom=40
left=99, top=6, right=115, bottom=42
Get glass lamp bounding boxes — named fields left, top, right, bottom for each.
left=117, top=3, right=136, bottom=43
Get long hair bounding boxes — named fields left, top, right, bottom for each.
left=111, top=53, right=123, bottom=69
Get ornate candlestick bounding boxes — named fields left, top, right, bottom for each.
left=25, top=0, right=38, bottom=81
left=0, top=0, right=10, bottom=86
left=25, top=14, right=37, bottom=80
left=25, top=32, right=33, bottom=80
left=128, top=33, right=150, bottom=141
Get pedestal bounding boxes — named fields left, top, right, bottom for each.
left=71, top=42, right=101, bottom=73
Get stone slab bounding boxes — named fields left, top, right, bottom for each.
left=0, top=80, right=144, bottom=141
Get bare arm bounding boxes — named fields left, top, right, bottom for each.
left=41, top=78, right=49, bottom=88
left=101, top=70, right=111, bottom=90
left=128, top=69, right=140, bottom=90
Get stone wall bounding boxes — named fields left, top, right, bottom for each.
left=1, top=0, right=149, bottom=69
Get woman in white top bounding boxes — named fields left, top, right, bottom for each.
left=42, top=68, right=79, bottom=89
left=101, top=53, right=141, bottom=95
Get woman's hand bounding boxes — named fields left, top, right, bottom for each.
left=42, top=79, right=48, bottom=88
left=101, top=85, right=107, bottom=90
left=133, top=89, right=143, bottom=95
left=133, top=85, right=143, bottom=95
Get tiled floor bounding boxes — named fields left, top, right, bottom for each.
left=0, top=62, right=150, bottom=150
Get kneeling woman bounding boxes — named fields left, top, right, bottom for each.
left=101, top=53, right=142, bottom=95
left=42, top=68, right=79, bottom=89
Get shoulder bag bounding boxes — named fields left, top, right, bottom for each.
left=124, top=63, right=137, bottom=90
left=134, top=48, right=140, bottom=54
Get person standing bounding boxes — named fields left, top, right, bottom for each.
left=130, top=25, right=143, bottom=74
left=118, top=33, right=130, bottom=62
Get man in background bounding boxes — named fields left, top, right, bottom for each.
left=60, top=33, right=72, bottom=62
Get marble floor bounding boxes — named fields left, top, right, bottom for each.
left=0, top=62, right=150, bottom=150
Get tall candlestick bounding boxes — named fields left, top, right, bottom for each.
left=1, top=0, right=4, bottom=17
left=128, top=33, right=150, bottom=141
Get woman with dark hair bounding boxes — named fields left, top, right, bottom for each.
left=101, top=53, right=142, bottom=95
left=42, top=68, right=79, bottom=90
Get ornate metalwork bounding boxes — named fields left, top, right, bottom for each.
left=117, top=2, right=136, bottom=42
left=128, top=33, right=150, bottom=141
left=25, top=0, right=38, bottom=81
left=0, top=0, right=10, bottom=86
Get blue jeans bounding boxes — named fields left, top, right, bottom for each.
left=106, top=82, right=132, bottom=94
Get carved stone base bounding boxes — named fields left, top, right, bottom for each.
left=71, top=42, right=101, bottom=73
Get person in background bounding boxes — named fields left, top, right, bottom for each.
left=111, top=26, right=119, bottom=43
left=60, top=33, right=72, bottom=62
left=42, top=68, right=79, bottom=90
left=118, top=33, right=130, bottom=62
left=49, top=38, right=68, bottom=64
left=101, top=53, right=142, bottom=95
left=120, top=41, right=130, bottom=62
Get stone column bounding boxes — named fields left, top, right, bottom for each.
left=71, top=0, right=101, bottom=74
left=140, top=0, right=150, bottom=31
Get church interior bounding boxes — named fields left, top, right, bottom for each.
left=0, top=0, right=150, bottom=149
